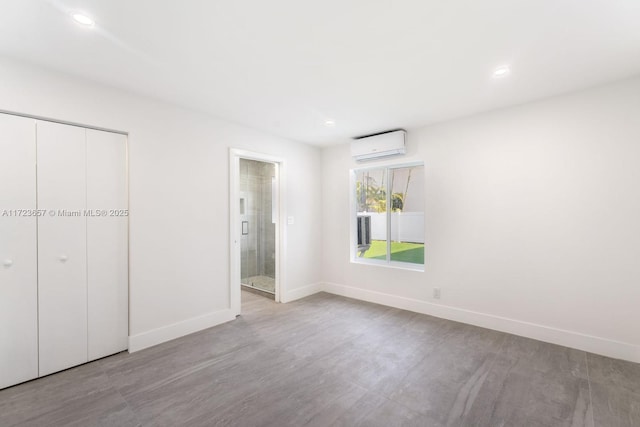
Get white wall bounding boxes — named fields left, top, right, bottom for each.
left=0, top=58, right=323, bottom=350
left=322, top=77, right=640, bottom=362
left=2, top=56, right=638, bottom=362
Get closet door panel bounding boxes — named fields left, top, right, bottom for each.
left=0, top=114, right=38, bottom=389
left=36, top=121, right=88, bottom=376
left=86, top=129, right=128, bottom=360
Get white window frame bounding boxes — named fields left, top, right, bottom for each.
left=350, top=161, right=425, bottom=271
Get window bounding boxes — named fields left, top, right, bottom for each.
left=351, top=163, right=424, bottom=269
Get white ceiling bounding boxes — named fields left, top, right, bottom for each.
left=1, top=0, right=639, bottom=145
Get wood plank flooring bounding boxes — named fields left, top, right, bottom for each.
left=1, top=290, right=638, bottom=426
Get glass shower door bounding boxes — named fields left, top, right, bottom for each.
left=239, top=159, right=276, bottom=295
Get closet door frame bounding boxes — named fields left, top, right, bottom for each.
left=0, top=110, right=130, bottom=383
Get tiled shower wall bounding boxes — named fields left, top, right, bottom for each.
left=240, top=159, right=276, bottom=280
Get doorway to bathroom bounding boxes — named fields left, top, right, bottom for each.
left=239, top=158, right=276, bottom=298
left=229, top=149, right=284, bottom=315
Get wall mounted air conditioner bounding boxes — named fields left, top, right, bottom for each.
left=351, top=129, right=406, bottom=161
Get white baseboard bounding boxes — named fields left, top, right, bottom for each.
left=322, top=282, right=640, bottom=363
left=282, top=282, right=324, bottom=303
left=128, top=281, right=326, bottom=352
left=129, top=308, right=236, bottom=353
left=127, top=283, right=639, bottom=363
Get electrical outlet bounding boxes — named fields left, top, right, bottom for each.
left=433, top=287, right=441, bottom=299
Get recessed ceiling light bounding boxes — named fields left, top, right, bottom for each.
left=324, top=119, right=336, bottom=127
left=72, top=13, right=95, bottom=27
left=492, top=65, right=511, bottom=78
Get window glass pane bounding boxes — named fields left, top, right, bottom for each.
left=355, top=168, right=387, bottom=260
left=389, top=166, right=424, bottom=264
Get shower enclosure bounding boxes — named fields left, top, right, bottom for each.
left=239, top=159, right=276, bottom=296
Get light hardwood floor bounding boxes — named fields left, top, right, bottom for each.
left=1, top=290, right=638, bottom=426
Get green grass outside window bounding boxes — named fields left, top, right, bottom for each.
left=363, top=240, right=424, bottom=264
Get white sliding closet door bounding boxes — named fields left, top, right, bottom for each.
left=37, top=121, right=88, bottom=376
left=86, top=129, right=128, bottom=360
left=0, top=114, right=38, bottom=389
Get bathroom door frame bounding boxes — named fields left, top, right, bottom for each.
left=229, top=148, right=285, bottom=315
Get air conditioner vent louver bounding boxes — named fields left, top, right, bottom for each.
left=351, top=130, right=406, bottom=161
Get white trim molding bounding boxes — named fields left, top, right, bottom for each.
left=129, top=281, right=640, bottom=363
left=321, top=282, right=640, bottom=363
left=128, top=309, right=235, bottom=353
left=229, top=148, right=286, bottom=316
left=282, top=282, right=324, bottom=303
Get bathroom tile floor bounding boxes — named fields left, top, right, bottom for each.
left=1, top=290, right=638, bottom=426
